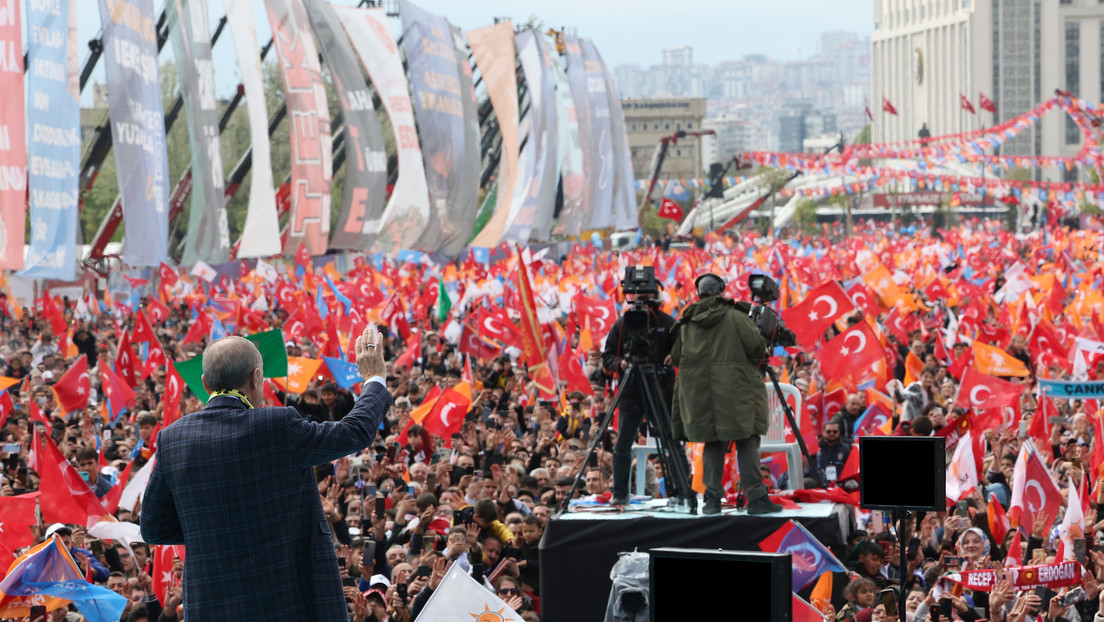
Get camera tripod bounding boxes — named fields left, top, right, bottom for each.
left=559, top=362, right=697, bottom=515
left=763, top=366, right=823, bottom=488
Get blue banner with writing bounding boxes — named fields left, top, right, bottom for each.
left=20, top=0, right=78, bottom=280
left=99, top=0, right=169, bottom=266
left=1039, top=379, right=1104, bottom=398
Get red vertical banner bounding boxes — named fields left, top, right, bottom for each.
left=265, top=0, right=332, bottom=257
left=0, top=0, right=25, bottom=270
left=515, top=251, right=556, bottom=397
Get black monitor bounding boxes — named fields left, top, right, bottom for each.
left=859, top=436, right=946, bottom=512
left=650, top=548, right=791, bottom=622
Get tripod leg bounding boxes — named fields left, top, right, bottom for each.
left=557, top=366, right=634, bottom=514
left=638, top=366, right=696, bottom=511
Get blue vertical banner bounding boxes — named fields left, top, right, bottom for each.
left=21, top=0, right=78, bottom=279
left=99, top=0, right=169, bottom=267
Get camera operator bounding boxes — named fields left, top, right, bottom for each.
left=601, top=276, right=677, bottom=506
left=670, top=273, right=783, bottom=515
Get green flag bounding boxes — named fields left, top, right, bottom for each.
left=437, top=279, right=452, bottom=324
left=246, top=329, right=289, bottom=378
left=174, top=329, right=288, bottom=403
left=175, top=355, right=209, bottom=403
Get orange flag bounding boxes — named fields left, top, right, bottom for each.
left=284, top=357, right=323, bottom=393
left=515, top=252, right=556, bottom=397
left=972, top=341, right=1030, bottom=377
left=903, top=350, right=924, bottom=385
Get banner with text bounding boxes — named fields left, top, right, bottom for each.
left=958, top=561, right=1080, bottom=592
left=336, top=6, right=430, bottom=255
left=506, top=30, right=559, bottom=243
left=550, top=33, right=586, bottom=238
left=22, top=0, right=78, bottom=279
left=467, top=21, right=520, bottom=248
left=401, top=0, right=479, bottom=257
left=1039, top=379, right=1104, bottom=398
left=266, top=0, right=332, bottom=257
left=451, top=23, right=482, bottom=249
left=563, top=36, right=597, bottom=235
left=169, top=0, right=230, bottom=266
left=579, top=39, right=614, bottom=230
left=224, top=0, right=281, bottom=258
left=100, top=0, right=169, bottom=266
left=305, top=0, right=387, bottom=252
left=0, top=0, right=25, bottom=270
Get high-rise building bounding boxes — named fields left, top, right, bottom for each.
left=871, top=0, right=1104, bottom=180
left=662, top=45, right=693, bottom=67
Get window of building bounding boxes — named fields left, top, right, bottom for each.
left=687, top=122, right=693, bottom=128
left=631, top=123, right=636, bottom=131
left=676, top=122, right=682, bottom=130
left=665, top=123, right=670, bottom=130
left=676, top=149, right=682, bottom=156
left=1067, top=20, right=1081, bottom=144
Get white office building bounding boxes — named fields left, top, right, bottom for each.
left=872, top=0, right=1104, bottom=181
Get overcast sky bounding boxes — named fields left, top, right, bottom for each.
left=72, top=0, right=873, bottom=102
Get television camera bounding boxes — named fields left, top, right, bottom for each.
left=619, top=266, right=664, bottom=363
left=746, top=274, right=796, bottom=348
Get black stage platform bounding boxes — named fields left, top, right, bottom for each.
left=539, top=500, right=853, bottom=622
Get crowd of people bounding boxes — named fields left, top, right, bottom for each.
left=0, top=217, right=1099, bottom=621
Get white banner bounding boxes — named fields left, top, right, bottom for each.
left=224, top=0, right=281, bottom=258
left=335, top=6, right=430, bottom=255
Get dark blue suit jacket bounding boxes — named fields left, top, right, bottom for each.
left=140, top=383, right=392, bottom=622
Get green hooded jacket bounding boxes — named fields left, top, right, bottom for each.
left=671, top=295, right=769, bottom=442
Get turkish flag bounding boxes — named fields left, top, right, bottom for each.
left=422, top=385, right=471, bottom=445
left=34, top=431, right=106, bottom=527
left=816, top=322, right=886, bottom=381
left=132, top=310, right=158, bottom=345
left=39, top=294, right=68, bottom=336
left=146, top=297, right=172, bottom=325
left=101, top=458, right=134, bottom=515
left=162, top=362, right=185, bottom=428
left=294, top=242, right=312, bottom=271
left=101, top=365, right=137, bottom=414
left=558, top=348, right=594, bottom=396
left=960, top=94, right=976, bottom=114
left=52, top=355, right=90, bottom=415
left=780, top=280, right=854, bottom=347
left=181, top=312, right=213, bottom=345
left=475, top=308, right=522, bottom=349
left=1029, top=320, right=1069, bottom=364
left=881, top=307, right=910, bottom=344
left=979, top=92, right=997, bottom=113
left=846, top=282, right=881, bottom=318
left=353, top=279, right=384, bottom=310
left=657, top=198, right=683, bottom=220
left=0, top=493, right=38, bottom=563
left=882, top=96, right=898, bottom=115
left=823, top=388, right=847, bottom=421
left=152, top=545, right=185, bottom=605
left=115, top=331, right=139, bottom=389
left=955, top=367, right=1023, bottom=413
left=574, top=295, right=618, bottom=340
left=158, top=262, right=178, bottom=288
left=458, top=322, right=500, bottom=362
left=1011, top=446, right=1061, bottom=529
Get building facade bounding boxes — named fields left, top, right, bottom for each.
left=872, top=0, right=1104, bottom=179
left=622, top=98, right=708, bottom=179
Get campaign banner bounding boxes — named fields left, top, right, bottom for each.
left=304, top=0, right=387, bottom=252
left=506, top=30, right=559, bottom=243
left=467, top=22, right=520, bottom=248
left=549, top=34, right=586, bottom=238
left=401, top=0, right=479, bottom=257
left=265, top=0, right=332, bottom=257
left=336, top=5, right=430, bottom=255
left=579, top=40, right=614, bottom=230
left=224, top=0, right=280, bottom=258
left=958, top=561, right=1080, bottom=592
left=0, top=0, right=25, bottom=270
left=169, top=0, right=230, bottom=266
left=1039, top=379, right=1104, bottom=398
left=596, top=43, right=639, bottom=231
left=22, top=0, right=79, bottom=279
left=100, top=0, right=169, bottom=267
left=563, top=36, right=596, bottom=235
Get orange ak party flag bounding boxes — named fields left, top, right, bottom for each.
left=972, top=341, right=1031, bottom=377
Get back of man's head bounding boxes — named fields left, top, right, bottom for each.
left=202, top=336, right=262, bottom=393
left=910, top=415, right=933, bottom=436
left=474, top=498, right=498, bottom=523
left=695, top=273, right=725, bottom=298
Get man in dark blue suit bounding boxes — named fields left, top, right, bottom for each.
left=141, top=328, right=392, bottom=621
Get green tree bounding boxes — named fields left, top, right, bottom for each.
left=793, top=198, right=818, bottom=231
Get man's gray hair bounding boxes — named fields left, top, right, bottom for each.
left=202, top=336, right=263, bottom=393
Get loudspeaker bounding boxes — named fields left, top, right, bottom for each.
left=649, top=548, right=791, bottom=621
left=859, top=436, right=946, bottom=512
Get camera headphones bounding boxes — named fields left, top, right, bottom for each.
left=694, top=273, right=725, bottom=297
